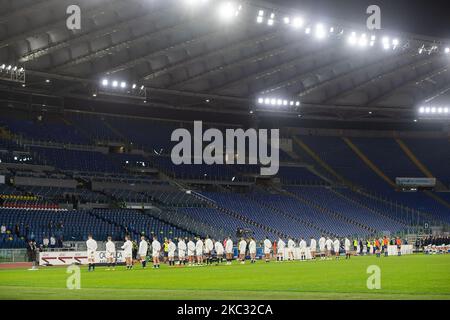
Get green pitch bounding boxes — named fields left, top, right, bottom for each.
left=0, top=255, right=449, bottom=300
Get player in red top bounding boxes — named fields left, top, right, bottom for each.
left=396, top=237, right=402, bottom=256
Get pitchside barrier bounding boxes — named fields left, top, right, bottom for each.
left=39, top=250, right=126, bottom=266
left=37, top=245, right=414, bottom=266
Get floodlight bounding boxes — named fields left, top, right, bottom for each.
left=419, top=107, right=425, bottom=113
left=102, top=79, right=108, bottom=86
left=256, top=10, right=264, bottom=24
left=283, top=17, right=290, bottom=24
left=120, top=81, right=127, bottom=88
left=258, top=98, right=264, bottom=104
left=315, top=24, right=326, bottom=39
left=305, top=27, right=311, bottom=34
left=295, top=101, right=300, bottom=106
left=292, top=17, right=303, bottom=29
left=217, top=2, right=238, bottom=21
left=267, top=13, right=275, bottom=26
left=445, top=47, right=450, bottom=54
left=132, top=84, right=137, bottom=89
left=112, top=80, right=118, bottom=87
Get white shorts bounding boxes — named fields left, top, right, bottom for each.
left=106, top=251, right=115, bottom=259
left=226, top=250, right=233, bottom=254
left=217, top=251, right=224, bottom=256
left=264, top=249, right=271, bottom=254
left=152, top=251, right=159, bottom=258
left=196, top=250, right=203, bottom=256
left=188, top=250, right=195, bottom=256
left=319, top=247, right=325, bottom=252
left=168, top=252, right=175, bottom=258
left=87, top=250, right=95, bottom=260
left=124, top=252, right=132, bottom=259
left=277, top=249, right=284, bottom=254
left=239, top=250, right=246, bottom=255
left=287, top=248, right=293, bottom=253
left=179, top=250, right=185, bottom=258
left=138, top=252, right=147, bottom=258
left=249, top=250, right=256, bottom=254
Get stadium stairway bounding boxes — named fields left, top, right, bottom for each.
left=247, top=188, right=337, bottom=238
left=59, top=115, right=93, bottom=145
left=282, top=187, right=377, bottom=234
left=342, top=137, right=396, bottom=188
left=395, top=138, right=450, bottom=208
left=292, top=136, right=347, bottom=185
left=144, top=208, right=227, bottom=240
left=190, top=191, right=291, bottom=240
left=329, top=188, right=406, bottom=227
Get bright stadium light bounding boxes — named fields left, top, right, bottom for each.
left=445, top=47, right=450, bottom=54
left=267, top=13, right=275, bottom=26
left=120, top=81, right=127, bottom=88
left=102, top=79, right=109, bottom=86
left=283, top=16, right=290, bottom=25
left=315, top=23, right=326, bottom=39
left=359, top=34, right=368, bottom=47
left=112, top=80, right=118, bottom=87
left=292, top=17, right=303, bottom=29
left=305, top=27, right=311, bottom=34
left=256, top=10, right=264, bottom=24
left=258, top=98, right=264, bottom=104
left=217, top=2, right=240, bottom=21
left=348, top=32, right=357, bottom=46
left=382, top=36, right=390, bottom=50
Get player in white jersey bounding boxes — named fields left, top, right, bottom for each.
left=138, top=236, right=148, bottom=268
left=86, top=234, right=97, bottom=272
left=263, top=237, right=272, bottom=262
left=151, top=236, right=161, bottom=269
left=187, top=238, right=195, bottom=265
left=287, top=238, right=296, bottom=261
left=168, top=239, right=177, bottom=266
left=178, top=238, right=187, bottom=266
left=249, top=237, right=257, bottom=263
left=214, top=239, right=224, bottom=264
left=344, top=238, right=351, bottom=259
left=277, top=238, right=286, bottom=262
left=225, top=236, right=233, bottom=265
left=310, top=237, right=317, bottom=260
left=325, top=237, right=333, bottom=260
left=121, top=235, right=133, bottom=270
left=318, top=236, right=326, bottom=260
left=333, top=238, right=340, bottom=259
left=299, top=238, right=307, bottom=261
left=105, top=236, right=116, bottom=270
left=238, top=238, right=247, bottom=264
left=204, top=236, right=214, bottom=265
left=195, top=237, right=204, bottom=265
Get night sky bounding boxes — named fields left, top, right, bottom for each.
left=264, top=0, right=450, bottom=39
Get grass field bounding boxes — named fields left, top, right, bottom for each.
left=0, top=254, right=449, bottom=300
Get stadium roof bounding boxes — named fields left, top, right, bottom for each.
left=0, top=0, right=449, bottom=123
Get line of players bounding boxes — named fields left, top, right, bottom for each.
left=85, top=234, right=394, bottom=271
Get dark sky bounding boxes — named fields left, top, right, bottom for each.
left=263, top=0, right=450, bottom=39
